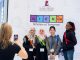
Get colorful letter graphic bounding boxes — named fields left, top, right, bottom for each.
left=56, top=15, right=63, bottom=23
left=37, top=16, right=43, bottom=22
left=50, top=16, right=56, bottom=23
left=43, top=16, right=50, bottom=23
left=30, top=15, right=63, bottom=23
left=30, top=15, right=37, bottom=22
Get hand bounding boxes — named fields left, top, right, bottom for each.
left=14, top=39, right=23, bottom=47
left=50, top=54, right=55, bottom=59
left=50, top=49, right=54, bottom=53
left=32, top=44, right=35, bottom=48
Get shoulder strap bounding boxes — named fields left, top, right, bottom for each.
left=64, top=32, right=70, bottom=45
left=54, top=35, right=60, bottom=44
left=56, top=35, right=59, bottom=43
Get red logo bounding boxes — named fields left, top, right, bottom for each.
left=45, top=0, right=49, bottom=6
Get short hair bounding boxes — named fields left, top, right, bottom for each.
left=49, top=26, right=56, bottom=31
left=67, top=21, right=75, bottom=31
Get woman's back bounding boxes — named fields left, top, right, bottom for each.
left=0, top=23, right=28, bottom=60
left=0, top=43, right=21, bottom=60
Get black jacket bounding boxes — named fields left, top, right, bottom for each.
left=23, top=36, right=33, bottom=60
left=63, top=30, right=77, bottom=51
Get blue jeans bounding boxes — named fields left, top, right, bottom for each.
left=63, top=49, right=74, bottom=60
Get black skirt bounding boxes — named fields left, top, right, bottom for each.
left=35, top=44, right=48, bottom=60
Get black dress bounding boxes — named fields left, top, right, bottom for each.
left=23, top=36, right=34, bottom=60
left=35, top=36, right=48, bottom=60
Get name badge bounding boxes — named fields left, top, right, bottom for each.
left=40, top=48, right=44, bottom=52
left=29, top=48, right=33, bottom=52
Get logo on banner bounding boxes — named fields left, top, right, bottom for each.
left=39, top=0, right=53, bottom=11
left=45, top=0, right=49, bottom=6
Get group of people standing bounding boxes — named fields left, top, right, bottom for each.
left=23, top=21, right=77, bottom=60
left=0, top=21, right=77, bottom=60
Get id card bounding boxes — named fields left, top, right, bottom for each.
left=29, top=48, right=33, bottom=52
left=40, top=48, right=44, bottom=52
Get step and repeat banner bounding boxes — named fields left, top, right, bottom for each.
left=26, top=0, right=80, bottom=60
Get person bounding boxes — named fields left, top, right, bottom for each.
left=46, top=26, right=61, bottom=60
left=62, top=22, right=77, bottom=60
left=0, top=23, right=28, bottom=60
left=23, top=27, right=36, bottom=60
left=35, top=29, right=48, bottom=60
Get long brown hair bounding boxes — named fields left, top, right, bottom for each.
left=0, top=23, right=12, bottom=49
left=67, top=22, right=75, bottom=31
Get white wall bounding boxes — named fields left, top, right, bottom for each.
left=8, top=0, right=80, bottom=60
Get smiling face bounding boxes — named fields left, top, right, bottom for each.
left=29, top=27, right=35, bottom=35
left=39, top=29, right=45, bottom=35
left=49, top=28, right=55, bottom=36
left=66, top=23, right=72, bottom=30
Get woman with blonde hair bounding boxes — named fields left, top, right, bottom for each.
left=23, top=27, right=36, bottom=60
left=0, top=23, right=28, bottom=60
